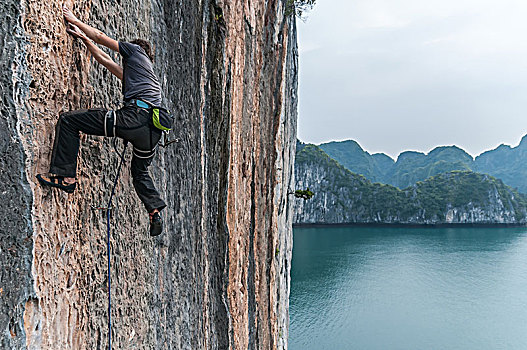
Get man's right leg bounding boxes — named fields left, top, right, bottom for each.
left=49, top=108, right=108, bottom=177
left=130, top=154, right=167, bottom=213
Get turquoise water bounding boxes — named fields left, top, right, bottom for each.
left=289, top=226, right=527, bottom=350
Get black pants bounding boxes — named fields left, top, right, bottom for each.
left=49, top=105, right=166, bottom=212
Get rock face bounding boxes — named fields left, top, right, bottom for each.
left=294, top=145, right=527, bottom=225
left=1, top=1, right=297, bottom=349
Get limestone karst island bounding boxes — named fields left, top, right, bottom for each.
left=294, top=139, right=527, bottom=225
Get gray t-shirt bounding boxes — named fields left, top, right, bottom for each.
left=119, top=41, right=162, bottom=106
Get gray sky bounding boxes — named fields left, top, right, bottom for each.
left=297, top=0, right=527, bottom=159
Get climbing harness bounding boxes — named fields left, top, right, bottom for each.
left=160, top=131, right=180, bottom=148
left=126, top=98, right=175, bottom=131
left=104, top=110, right=116, bottom=137
left=124, top=98, right=179, bottom=148
left=133, top=145, right=156, bottom=159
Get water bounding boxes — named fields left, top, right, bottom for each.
left=289, top=226, right=527, bottom=350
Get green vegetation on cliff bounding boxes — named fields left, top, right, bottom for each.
left=286, top=0, right=316, bottom=17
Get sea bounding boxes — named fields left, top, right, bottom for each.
left=289, top=226, right=527, bottom=350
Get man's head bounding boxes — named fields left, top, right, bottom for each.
left=131, top=39, right=154, bottom=62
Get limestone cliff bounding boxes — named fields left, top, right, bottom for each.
left=294, top=144, right=527, bottom=225
left=0, top=1, right=298, bottom=349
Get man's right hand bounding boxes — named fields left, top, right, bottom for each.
left=62, top=5, right=79, bottom=25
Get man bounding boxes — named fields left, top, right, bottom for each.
left=37, top=6, right=166, bottom=236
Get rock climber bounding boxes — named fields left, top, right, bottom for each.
left=37, top=5, right=167, bottom=236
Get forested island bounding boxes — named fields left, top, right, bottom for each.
left=319, top=136, right=527, bottom=192
left=294, top=141, right=527, bottom=225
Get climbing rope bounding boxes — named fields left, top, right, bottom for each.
left=105, top=139, right=128, bottom=350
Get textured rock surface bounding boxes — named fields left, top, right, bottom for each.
left=294, top=145, right=527, bottom=225
left=0, top=1, right=34, bottom=349
left=1, top=0, right=297, bottom=349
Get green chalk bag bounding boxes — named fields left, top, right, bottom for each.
left=152, top=107, right=174, bottom=131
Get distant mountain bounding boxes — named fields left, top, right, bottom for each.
left=473, top=135, right=527, bottom=193
left=316, top=136, right=527, bottom=193
left=392, top=146, right=473, bottom=188
left=294, top=143, right=527, bottom=225
left=319, top=140, right=391, bottom=183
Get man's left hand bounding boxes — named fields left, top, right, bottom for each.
left=66, top=24, right=88, bottom=41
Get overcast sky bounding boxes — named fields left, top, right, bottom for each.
left=297, top=0, right=527, bottom=159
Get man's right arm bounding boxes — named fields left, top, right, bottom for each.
left=66, top=24, right=123, bottom=80
left=63, top=5, right=119, bottom=53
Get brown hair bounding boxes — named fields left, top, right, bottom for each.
left=131, top=39, right=154, bottom=62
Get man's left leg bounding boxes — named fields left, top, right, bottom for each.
left=37, top=108, right=109, bottom=192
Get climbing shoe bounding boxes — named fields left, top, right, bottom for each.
left=36, top=174, right=76, bottom=194
left=150, top=212, right=163, bottom=237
